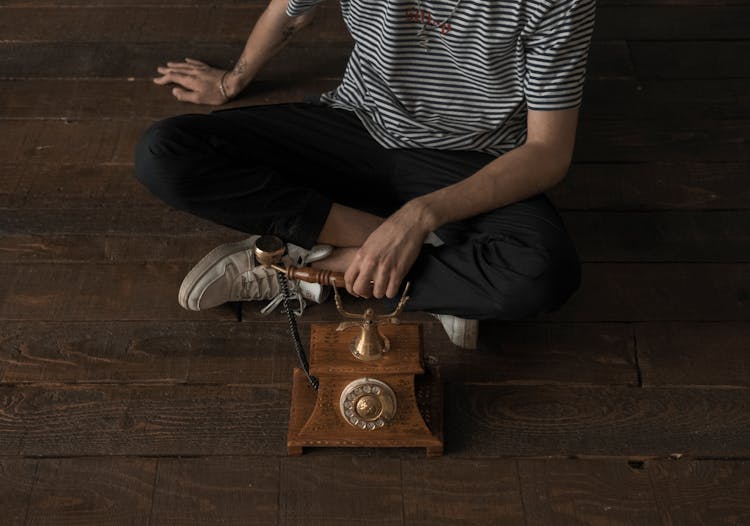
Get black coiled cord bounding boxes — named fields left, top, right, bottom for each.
left=277, top=270, right=319, bottom=390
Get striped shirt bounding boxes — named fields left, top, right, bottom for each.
left=287, top=0, right=596, bottom=156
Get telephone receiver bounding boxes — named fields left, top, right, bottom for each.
left=254, top=234, right=346, bottom=288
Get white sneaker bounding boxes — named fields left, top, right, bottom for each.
left=432, top=313, right=479, bottom=350
left=178, top=235, right=333, bottom=314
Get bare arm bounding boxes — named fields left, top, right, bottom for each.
left=345, top=108, right=580, bottom=298
left=153, top=0, right=318, bottom=105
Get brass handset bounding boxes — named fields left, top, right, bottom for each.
left=254, top=234, right=345, bottom=287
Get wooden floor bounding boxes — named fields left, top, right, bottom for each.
left=1, top=0, right=749, bottom=524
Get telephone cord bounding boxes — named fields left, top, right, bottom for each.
left=277, top=270, right=319, bottom=390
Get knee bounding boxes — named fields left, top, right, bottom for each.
left=134, top=115, right=204, bottom=208
left=485, top=239, right=581, bottom=320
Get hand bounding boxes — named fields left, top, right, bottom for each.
left=345, top=204, right=431, bottom=299
left=153, top=58, right=230, bottom=105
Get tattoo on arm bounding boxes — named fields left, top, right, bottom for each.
left=231, top=59, right=247, bottom=78
left=281, top=26, right=295, bottom=42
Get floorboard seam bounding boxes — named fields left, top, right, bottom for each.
left=514, top=459, right=529, bottom=526
left=632, top=325, right=644, bottom=387
left=147, top=458, right=159, bottom=526
left=22, top=459, right=38, bottom=526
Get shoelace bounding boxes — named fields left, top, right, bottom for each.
left=238, top=269, right=307, bottom=317
left=260, top=288, right=307, bottom=317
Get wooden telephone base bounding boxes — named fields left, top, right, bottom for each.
left=287, top=322, right=443, bottom=456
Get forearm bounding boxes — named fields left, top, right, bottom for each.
left=411, top=142, right=572, bottom=232
left=224, top=0, right=315, bottom=97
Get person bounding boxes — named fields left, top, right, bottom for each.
left=135, top=0, right=595, bottom=349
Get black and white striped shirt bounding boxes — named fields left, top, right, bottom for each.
left=287, top=0, right=596, bottom=155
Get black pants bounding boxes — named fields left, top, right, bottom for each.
left=134, top=102, right=580, bottom=319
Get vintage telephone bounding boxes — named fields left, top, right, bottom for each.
left=254, top=235, right=443, bottom=456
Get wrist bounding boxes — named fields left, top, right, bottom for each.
left=224, top=69, right=251, bottom=99
left=402, top=197, right=441, bottom=233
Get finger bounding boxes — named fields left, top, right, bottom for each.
left=385, top=271, right=403, bottom=299
left=158, top=66, right=197, bottom=77
left=353, top=265, right=376, bottom=298
left=165, top=62, right=196, bottom=70
left=344, top=265, right=359, bottom=297
left=371, top=262, right=390, bottom=299
left=184, top=57, right=208, bottom=66
left=172, top=87, right=200, bottom=104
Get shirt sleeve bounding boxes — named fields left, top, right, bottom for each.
left=522, top=0, right=597, bottom=111
left=286, top=0, right=326, bottom=17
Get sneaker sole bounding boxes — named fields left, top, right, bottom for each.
left=178, top=237, right=257, bottom=311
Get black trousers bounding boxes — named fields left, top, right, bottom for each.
left=134, top=102, right=581, bottom=319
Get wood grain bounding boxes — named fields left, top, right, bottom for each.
left=517, top=458, right=661, bottom=526
left=278, top=456, right=403, bottom=526
left=447, top=384, right=750, bottom=457
left=649, top=460, right=750, bottom=526
left=552, top=162, right=750, bottom=211
left=0, top=321, right=304, bottom=385
left=636, top=322, right=750, bottom=387
left=0, top=5, right=350, bottom=43
left=151, top=456, right=280, bottom=526
left=401, top=458, right=525, bottom=526
left=547, top=263, right=750, bottom=322
left=25, top=457, right=156, bottom=526
left=0, top=458, right=37, bottom=526
left=0, top=384, right=289, bottom=456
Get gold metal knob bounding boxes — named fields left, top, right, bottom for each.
left=339, top=378, right=397, bottom=430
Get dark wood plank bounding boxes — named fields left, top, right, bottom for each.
left=630, top=41, right=750, bottom=80
left=580, top=79, right=750, bottom=121
left=0, top=6, right=350, bottom=43
left=0, top=78, right=342, bottom=121
left=594, top=6, right=750, bottom=39
left=447, top=322, right=637, bottom=386
left=0, top=43, right=352, bottom=80
left=0, top=121, right=142, bottom=164
left=0, top=164, right=146, bottom=208
left=0, top=41, right=633, bottom=80
left=25, top=457, right=156, bottom=526
left=0, top=321, right=637, bottom=386
left=548, top=263, right=750, bottom=322
left=0, top=321, right=305, bottom=385
left=636, top=322, right=750, bottom=387
left=574, top=120, right=750, bottom=163
left=517, top=459, right=661, bottom=525
left=151, top=456, right=279, bottom=526
left=649, top=460, right=750, bottom=526
left=447, top=384, right=750, bottom=457
left=0, top=262, right=239, bottom=321
left=401, top=458, right=525, bottom=526
left=564, top=210, right=750, bottom=262
left=278, top=456, right=403, bottom=526
left=0, top=385, right=288, bottom=456
left=553, top=162, right=750, bottom=211
left=0, top=458, right=37, bottom=526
